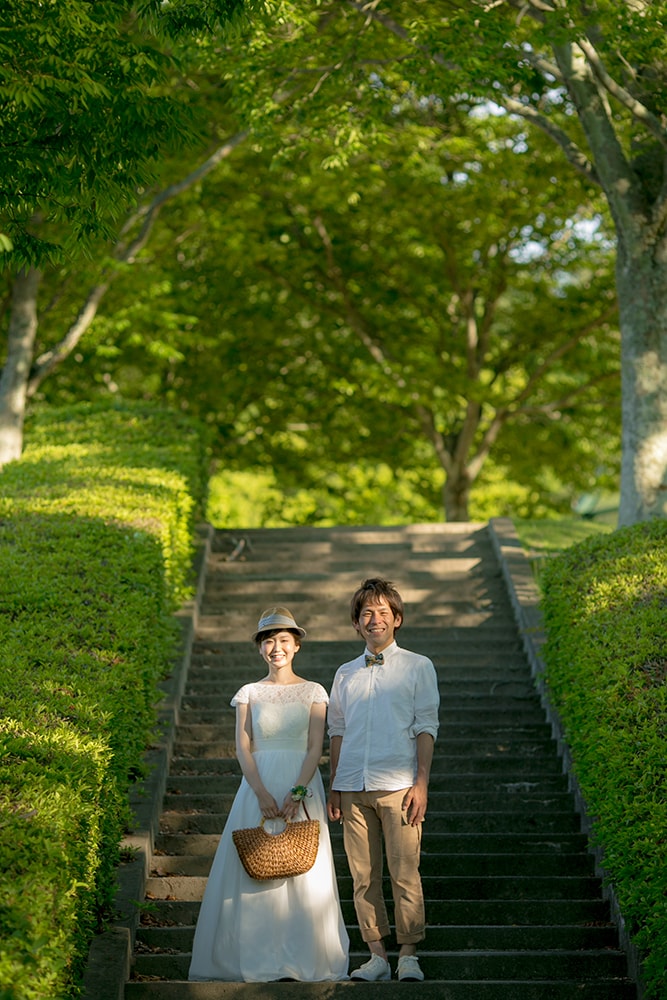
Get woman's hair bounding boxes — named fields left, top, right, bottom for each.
left=255, top=627, right=302, bottom=649
left=350, top=578, right=404, bottom=627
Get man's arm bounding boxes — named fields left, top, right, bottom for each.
left=402, top=732, right=435, bottom=826
left=326, top=734, right=343, bottom=822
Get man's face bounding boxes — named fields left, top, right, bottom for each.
left=354, top=596, right=402, bottom=653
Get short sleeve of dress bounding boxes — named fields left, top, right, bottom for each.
left=230, top=683, right=251, bottom=707
left=310, top=682, right=329, bottom=705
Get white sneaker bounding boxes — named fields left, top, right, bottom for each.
left=397, top=955, right=424, bottom=982
left=350, top=954, right=392, bottom=981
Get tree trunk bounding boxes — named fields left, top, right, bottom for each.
left=443, top=465, right=471, bottom=521
left=616, top=241, right=667, bottom=525
left=0, top=268, right=41, bottom=467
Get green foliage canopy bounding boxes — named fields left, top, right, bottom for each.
left=41, top=95, right=619, bottom=519
left=0, top=0, right=263, bottom=266
left=215, top=0, right=665, bottom=524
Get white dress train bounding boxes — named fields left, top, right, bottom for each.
left=188, top=680, right=349, bottom=982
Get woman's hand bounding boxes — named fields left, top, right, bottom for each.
left=256, top=790, right=281, bottom=819
left=280, top=793, right=303, bottom=820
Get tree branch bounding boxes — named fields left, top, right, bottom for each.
left=643, top=186, right=667, bottom=249
left=503, top=304, right=617, bottom=412
left=454, top=399, right=482, bottom=467
left=27, top=131, right=249, bottom=395
left=346, top=0, right=598, bottom=184
left=578, top=35, right=667, bottom=150
left=512, top=369, right=620, bottom=415
left=522, top=48, right=564, bottom=84
left=503, top=97, right=598, bottom=183
left=311, top=213, right=407, bottom=387
left=117, top=130, right=249, bottom=253
left=466, top=407, right=508, bottom=481
left=416, top=404, right=454, bottom=476
left=344, top=0, right=457, bottom=70
left=467, top=305, right=618, bottom=478
left=551, top=41, right=639, bottom=224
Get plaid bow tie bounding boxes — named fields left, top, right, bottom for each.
left=365, top=652, right=384, bottom=667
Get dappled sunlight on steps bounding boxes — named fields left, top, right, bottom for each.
left=125, top=524, right=637, bottom=1000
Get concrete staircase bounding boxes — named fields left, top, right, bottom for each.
left=125, top=524, right=637, bottom=999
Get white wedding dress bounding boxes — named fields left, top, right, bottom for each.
left=188, top=680, right=349, bottom=982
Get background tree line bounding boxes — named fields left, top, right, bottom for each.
left=3, top=1, right=665, bottom=525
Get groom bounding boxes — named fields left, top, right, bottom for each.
left=327, top=577, right=439, bottom=983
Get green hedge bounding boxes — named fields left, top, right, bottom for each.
left=540, top=520, right=667, bottom=999
left=0, top=402, right=208, bottom=1000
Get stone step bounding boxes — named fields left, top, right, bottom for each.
left=154, top=832, right=590, bottom=857
left=149, top=852, right=594, bottom=879
left=200, top=590, right=510, bottom=612
left=189, top=633, right=522, bottom=654
left=144, top=874, right=605, bottom=902
left=138, top=896, right=615, bottom=928
left=164, top=778, right=571, bottom=800
left=180, top=681, right=540, bottom=702
left=276, top=625, right=522, bottom=640
left=165, top=767, right=566, bottom=790
left=164, top=763, right=565, bottom=794
left=196, top=613, right=512, bottom=636
left=157, top=810, right=581, bottom=835
left=126, top=980, right=637, bottom=999
left=136, top=922, right=618, bottom=953
left=131, top=949, right=629, bottom=982
left=168, top=743, right=561, bottom=773
left=173, top=721, right=554, bottom=743
left=188, top=643, right=527, bottom=660
left=184, top=663, right=528, bottom=685
left=176, top=705, right=550, bottom=725
left=162, top=792, right=572, bottom=820
left=159, top=791, right=574, bottom=816
left=185, top=668, right=535, bottom=692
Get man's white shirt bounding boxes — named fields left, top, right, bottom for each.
left=328, top=641, right=440, bottom=792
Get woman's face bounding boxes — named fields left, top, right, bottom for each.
left=259, top=630, right=300, bottom=669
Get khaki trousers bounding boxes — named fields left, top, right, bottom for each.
left=340, top=789, right=425, bottom=945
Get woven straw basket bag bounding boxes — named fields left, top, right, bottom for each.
left=232, top=808, right=320, bottom=880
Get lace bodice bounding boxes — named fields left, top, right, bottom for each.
left=231, top=681, right=328, bottom=751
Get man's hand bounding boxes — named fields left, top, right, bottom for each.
left=402, top=779, right=428, bottom=826
left=327, top=789, right=342, bottom=823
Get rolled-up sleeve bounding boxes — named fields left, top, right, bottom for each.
left=327, top=673, right=346, bottom=739
left=409, top=658, right=440, bottom=740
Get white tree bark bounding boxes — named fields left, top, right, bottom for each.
left=550, top=41, right=667, bottom=523
left=616, top=244, right=667, bottom=524
left=0, top=268, right=41, bottom=467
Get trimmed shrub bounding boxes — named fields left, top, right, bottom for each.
left=0, top=402, right=208, bottom=999
left=541, top=520, right=667, bottom=999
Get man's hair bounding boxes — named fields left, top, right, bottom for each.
left=350, top=578, right=404, bottom=627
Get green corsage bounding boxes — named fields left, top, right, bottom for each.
left=290, top=784, right=312, bottom=801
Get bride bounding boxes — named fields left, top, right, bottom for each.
left=188, top=606, right=349, bottom=982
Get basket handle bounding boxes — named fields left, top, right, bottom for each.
left=260, top=799, right=311, bottom=829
